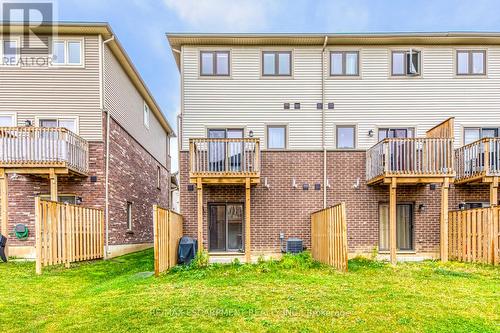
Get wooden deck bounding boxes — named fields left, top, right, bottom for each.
left=0, top=127, right=89, bottom=176
left=455, top=138, right=500, bottom=184
left=189, top=138, right=260, bottom=185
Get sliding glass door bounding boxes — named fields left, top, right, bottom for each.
left=379, top=203, right=414, bottom=251
left=208, top=129, right=243, bottom=172
left=209, top=203, right=244, bottom=252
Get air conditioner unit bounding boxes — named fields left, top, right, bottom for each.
left=286, top=238, right=303, bottom=254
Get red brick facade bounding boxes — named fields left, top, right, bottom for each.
left=180, top=150, right=496, bottom=256
left=5, top=117, right=170, bottom=252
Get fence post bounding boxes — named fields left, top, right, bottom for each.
left=35, top=197, right=42, bottom=275
left=153, top=205, right=159, bottom=277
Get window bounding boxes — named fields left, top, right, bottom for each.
left=208, top=128, right=244, bottom=172
left=40, top=194, right=76, bottom=204
left=267, top=125, right=286, bottom=149
left=127, top=202, right=133, bottom=231
left=52, top=39, right=83, bottom=66
left=262, top=51, right=291, bottom=76
left=378, top=128, right=415, bottom=141
left=379, top=203, right=414, bottom=251
left=457, top=50, right=486, bottom=75
left=200, top=51, right=229, bottom=76
left=330, top=51, right=359, bottom=76
left=336, top=125, right=356, bottom=149
left=157, top=166, right=161, bottom=190
left=391, top=50, right=421, bottom=76
left=1, top=39, right=20, bottom=66
left=38, top=118, right=77, bottom=133
left=464, top=127, right=499, bottom=145
left=0, top=113, right=16, bottom=126
left=143, top=103, right=150, bottom=129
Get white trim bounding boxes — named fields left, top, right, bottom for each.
left=34, top=115, right=80, bottom=134
left=98, top=34, right=103, bottom=110
left=49, top=37, right=85, bottom=68
left=0, top=112, right=17, bottom=126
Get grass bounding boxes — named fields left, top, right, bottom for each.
left=0, top=250, right=499, bottom=333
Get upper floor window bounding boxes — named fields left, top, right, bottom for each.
left=38, top=117, right=78, bottom=133
left=262, top=51, right=291, bottom=76
left=0, top=113, right=16, bottom=126
left=200, top=51, right=229, bottom=76
left=464, top=127, right=499, bottom=145
left=143, top=103, right=150, bottom=129
left=378, top=128, right=415, bottom=141
left=267, top=125, right=286, bottom=149
left=52, top=39, right=83, bottom=66
left=330, top=51, right=359, bottom=76
left=391, top=50, right=421, bottom=76
left=1, top=39, right=20, bottom=66
left=457, top=50, right=486, bottom=75
left=336, top=125, right=356, bottom=149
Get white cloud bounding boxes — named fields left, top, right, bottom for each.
left=163, top=0, right=274, bottom=31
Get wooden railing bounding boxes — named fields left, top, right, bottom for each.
left=189, top=138, right=260, bottom=177
left=35, top=198, right=104, bottom=274
left=153, top=205, right=183, bottom=276
left=0, top=127, right=89, bottom=175
left=455, top=138, right=500, bottom=182
left=366, top=138, right=455, bottom=182
left=448, top=207, right=499, bottom=265
left=311, top=203, right=348, bottom=272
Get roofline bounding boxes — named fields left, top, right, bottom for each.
left=0, top=22, right=174, bottom=136
left=166, top=31, right=500, bottom=71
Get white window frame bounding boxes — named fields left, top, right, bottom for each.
left=0, top=112, right=17, bottom=127
left=35, top=116, right=79, bottom=134
left=50, top=38, right=84, bottom=67
left=0, top=37, right=21, bottom=67
left=143, top=102, right=150, bottom=129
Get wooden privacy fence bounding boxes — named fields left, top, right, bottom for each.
left=311, top=203, right=348, bottom=271
left=153, top=205, right=183, bottom=276
left=448, top=206, right=499, bottom=265
left=35, top=198, right=104, bottom=274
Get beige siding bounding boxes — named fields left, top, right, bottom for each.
left=104, top=45, right=168, bottom=167
left=0, top=34, right=102, bottom=141
left=181, top=45, right=500, bottom=150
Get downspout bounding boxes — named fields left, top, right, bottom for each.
left=321, top=36, right=328, bottom=208
left=102, top=35, right=115, bottom=259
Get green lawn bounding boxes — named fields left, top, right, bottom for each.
left=0, top=250, right=499, bottom=333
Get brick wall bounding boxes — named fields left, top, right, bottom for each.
left=6, top=142, right=105, bottom=247
left=180, top=150, right=496, bottom=255
left=107, top=117, right=170, bottom=245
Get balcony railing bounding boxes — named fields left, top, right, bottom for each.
left=189, top=138, right=260, bottom=180
left=366, top=138, right=455, bottom=183
left=0, top=127, right=89, bottom=175
left=455, top=138, right=500, bottom=182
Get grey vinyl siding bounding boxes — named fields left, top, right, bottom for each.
left=181, top=45, right=500, bottom=149
left=0, top=34, right=102, bottom=140
left=103, top=45, right=168, bottom=167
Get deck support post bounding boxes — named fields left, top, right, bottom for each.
left=490, top=177, right=498, bottom=207
left=196, top=178, right=203, bottom=254
left=0, top=168, right=8, bottom=257
left=49, top=168, right=58, bottom=202
left=245, top=178, right=251, bottom=263
left=389, top=178, right=397, bottom=265
left=440, top=178, right=450, bottom=262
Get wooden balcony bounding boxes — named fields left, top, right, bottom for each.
left=189, top=138, right=260, bottom=185
left=455, top=138, right=500, bottom=185
left=0, top=127, right=89, bottom=176
left=366, top=137, right=455, bottom=185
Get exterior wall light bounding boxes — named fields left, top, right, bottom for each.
left=248, top=130, right=254, bottom=138
left=368, top=130, right=374, bottom=137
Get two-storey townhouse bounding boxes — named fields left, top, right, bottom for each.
left=168, top=33, right=499, bottom=263
left=0, top=23, right=174, bottom=259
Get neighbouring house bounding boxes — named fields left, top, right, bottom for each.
left=168, top=33, right=499, bottom=263
left=0, top=23, right=174, bottom=259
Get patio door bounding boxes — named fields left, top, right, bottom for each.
left=379, top=203, right=414, bottom=251
left=208, top=129, right=243, bottom=172
left=209, top=203, right=244, bottom=252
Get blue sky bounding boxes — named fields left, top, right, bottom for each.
left=54, top=0, right=500, bottom=170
